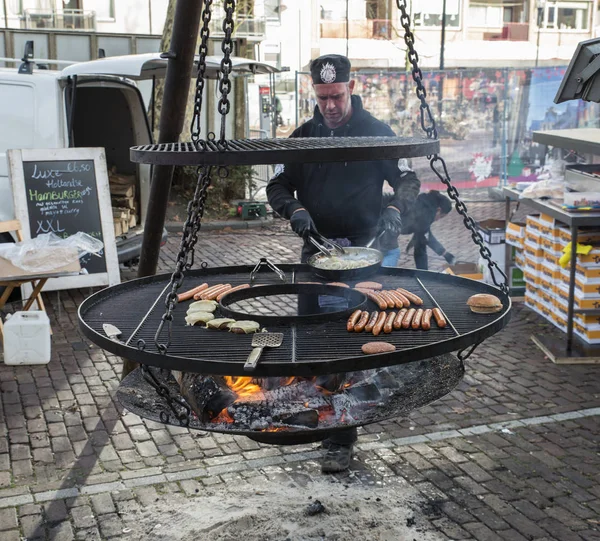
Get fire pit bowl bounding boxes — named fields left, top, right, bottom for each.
left=117, top=353, right=465, bottom=446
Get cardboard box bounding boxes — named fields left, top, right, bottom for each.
left=525, top=230, right=541, bottom=246
left=539, top=213, right=556, bottom=228
left=524, top=242, right=544, bottom=261
left=506, top=221, right=526, bottom=248
left=506, top=221, right=525, bottom=237
left=515, top=251, right=525, bottom=269
left=444, top=263, right=483, bottom=281
left=476, top=219, right=506, bottom=245
left=526, top=215, right=542, bottom=234
left=557, top=227, right=600, bottom=245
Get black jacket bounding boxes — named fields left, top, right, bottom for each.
left=267, top=95, right=420, bottom=254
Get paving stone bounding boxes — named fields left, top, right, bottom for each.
left=71, top=505, right=95, bottom=529
left=0, top=507, right=18, bottom=530
left=98, top=513, right=124, bottom=538
left=90, top=493, right=116, bottom=515
left=43, top=500, right=69, bottom=523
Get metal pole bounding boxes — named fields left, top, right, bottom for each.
left=345, top=0, right=349, bottom=57
left=295, top=70, right=299, bottom=128
left=148, top=0, right=153, bottom=34
left=439, top=0, right=446, bottom=70
left=138, top=0, right=203, bottom=278
left=567, top=226, right=578, bottom=352
left=501, top=68, right=508, bottom=186
left=2, top=0, right=8, bottom=29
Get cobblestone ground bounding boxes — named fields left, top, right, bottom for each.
left=1, top=200, right=599, bottom=540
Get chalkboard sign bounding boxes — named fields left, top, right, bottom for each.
left=8, top=148, right=120, bottom=292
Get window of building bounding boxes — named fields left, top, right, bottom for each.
left=541, top=1, right=590, bottom=30
left=412, top=0, right=461, bottom=27
left=265, top=52, right=281, bottom=68
left=63, top=0, right=82, bottom=10
left=95, top=0, right=115, bottom=19
left=320, top=0, right=347, bottom=20
left=469, top=4, right=504, bottom=26
left=264, top=0, right=282, bottom=21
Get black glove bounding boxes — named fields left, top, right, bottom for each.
left=444, top=252, right=456, bottom=265
left=378, top=207, right=403, bottom=236
left=290, top=209, right=316, bottom=238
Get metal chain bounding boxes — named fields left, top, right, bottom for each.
left=396, top=0, right=508, bottom=294
left=141, top=366, right=191, bottom=427
left=154, top=166, right=214, bottom=353
left=217, top=0, right=236, bottom=146
left=396, top=0, right=437, bottom=139
left=191, top=0, right=214, bottom=146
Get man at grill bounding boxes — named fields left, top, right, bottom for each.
left=266, top=54, right=421, bottom=473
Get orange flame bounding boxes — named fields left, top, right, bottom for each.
left=223, top=376, right=264, bottom=400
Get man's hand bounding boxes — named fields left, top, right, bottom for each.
left=378, top=206, right=403, bottom=237
left=444, top=251, right=456, bottom=265
left=290, top=209, right=316, bottom=238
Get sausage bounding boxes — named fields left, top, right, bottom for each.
left=372, top=311, right=387, bottom=336
left=177, top=283, right=208, bottom=302
left=412, top=309, right=424, bottom=330
left=206, top=284, right=232, bottom=301
left=433, top=308, right=447, bottom=328
left=422, top=309, right=433, bottom=331
left=347, top=310, right=362, bottom=332
left=397, top=288, right=423, bottom=306
left=364, top=312, right=379, bottom=333
left=384, top=290, right=402, bottom=309
left=379, top=291, right=396, bottom=309
left=393, top=309, right=407, bottom=330
left=197, top=284, right=224, bottom=300
left=390, top=290, right=410, bottom=308
left=384, top=311, right=396, bottom=334
left=402, top=308, right=417, bottom=329
left=366, top=292, right=387, bottom=310
left=354, top=311, right=370, bottom=333
left=217, top=284, right=250, bottom=302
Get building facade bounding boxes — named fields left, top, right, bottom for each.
left=258, top=0, right=600, bottom=73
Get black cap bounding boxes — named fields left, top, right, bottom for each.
left=310, top=54, right=351, bottom=85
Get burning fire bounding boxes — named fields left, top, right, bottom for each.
left=223, top=376, right=264, bottom=399
left=211, top=374, right=362, bottom=431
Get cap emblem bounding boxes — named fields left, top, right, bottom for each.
left=320, top=62, right=337, bottom=84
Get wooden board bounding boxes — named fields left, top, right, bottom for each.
left=0, top=255, right=80, bottom=282
left=531, top=334, right=600, bottom=364
left=7, top=148, right=120, bottom=292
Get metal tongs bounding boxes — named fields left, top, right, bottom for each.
left=307, top=232, right=346, bottom=258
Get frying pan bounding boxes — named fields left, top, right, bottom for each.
left=306, top=232, right=383, bottom=281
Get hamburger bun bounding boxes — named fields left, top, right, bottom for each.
left=467, top=294, right=503, bottom=314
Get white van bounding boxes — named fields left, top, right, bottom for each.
left=0, top=47, right=277, bottom=264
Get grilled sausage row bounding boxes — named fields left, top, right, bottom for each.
left=347, top=308, right=446, bottom=334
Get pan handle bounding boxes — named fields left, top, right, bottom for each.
left=365, top=230, right=385, bottom=249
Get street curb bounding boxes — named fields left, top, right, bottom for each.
left=165, top=217, right=273, bottom=233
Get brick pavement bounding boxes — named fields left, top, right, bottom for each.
left=0, top=200, right=599, bottom=540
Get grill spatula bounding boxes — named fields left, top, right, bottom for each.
left=244, top=332, right=284, bottom=372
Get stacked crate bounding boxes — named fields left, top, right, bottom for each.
left=109, top=171, right=137, bottom=237
left=522, top=212, right=600, bottom=344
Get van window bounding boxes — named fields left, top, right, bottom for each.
left=0, top=84, right=35, bottom=175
